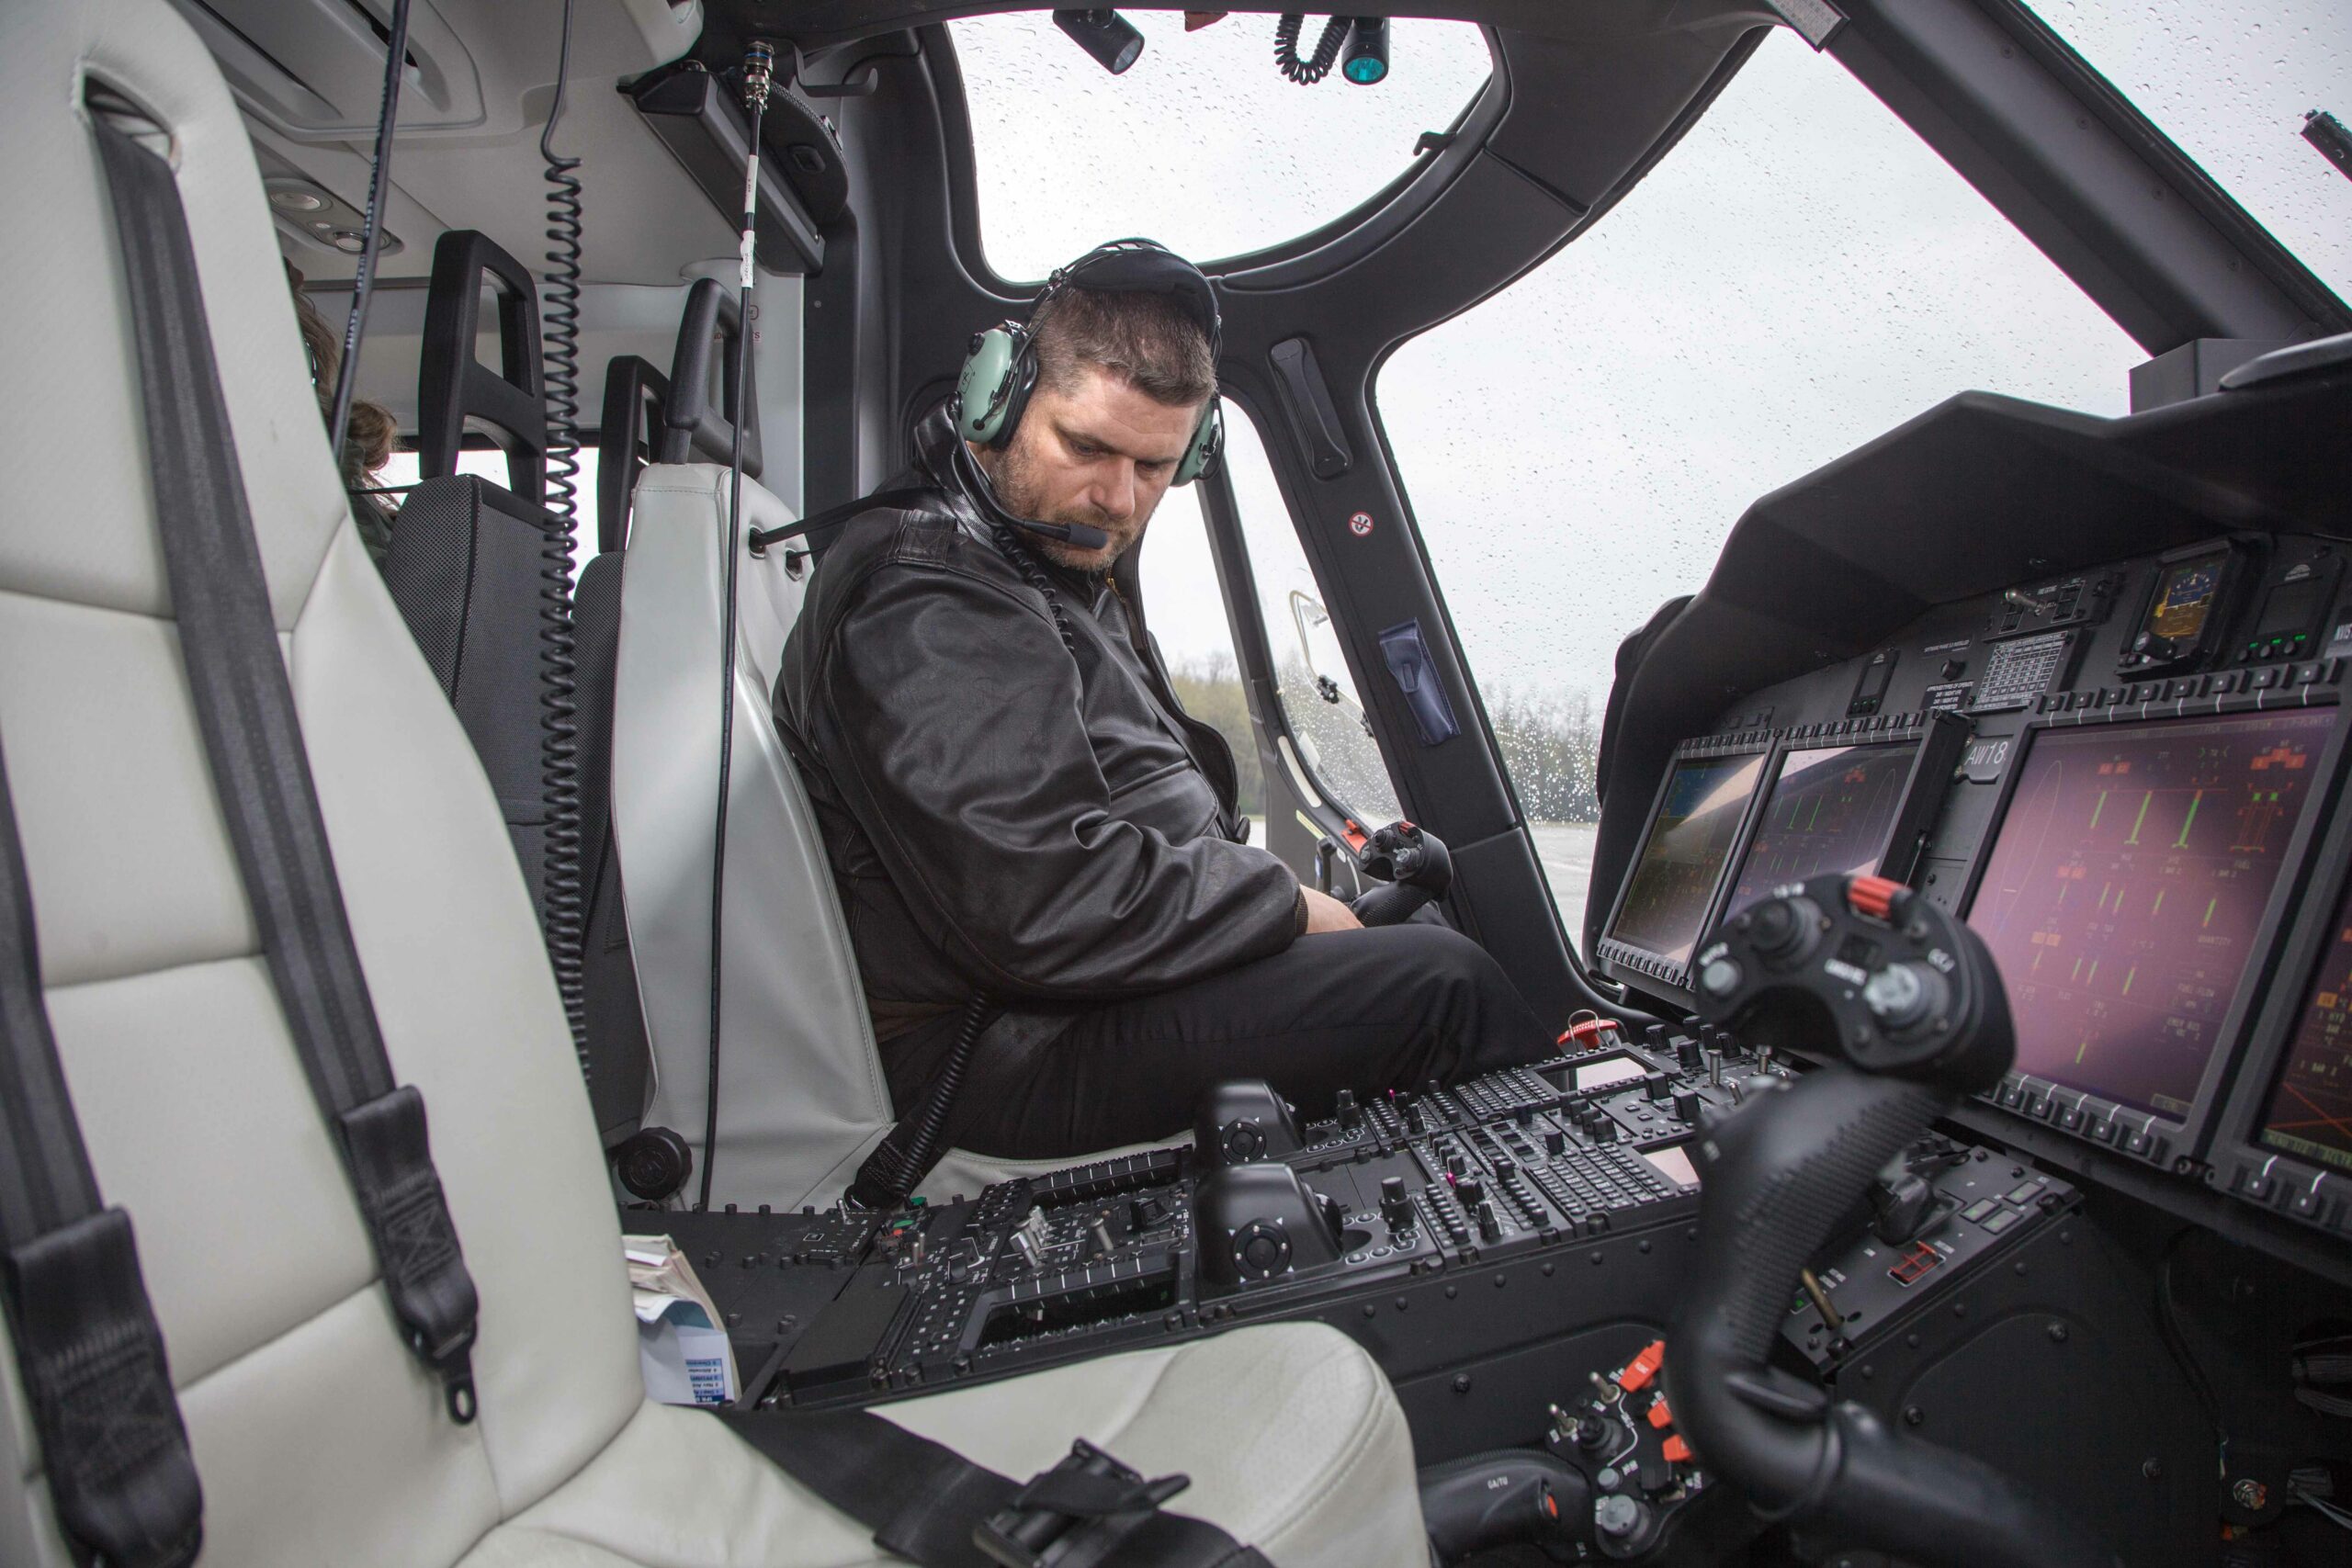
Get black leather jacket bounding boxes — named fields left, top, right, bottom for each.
left=774, top=407, right=1306, bottom=1051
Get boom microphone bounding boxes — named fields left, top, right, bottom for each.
left=1009, top=516, right=1110, bottom=550
left=957, top=443, right=1112, bottom=552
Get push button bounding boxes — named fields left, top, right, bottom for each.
left=1960, top=1199, right=1997, bottom=1224
left=1980, top=1208, right=2022, bottom=1235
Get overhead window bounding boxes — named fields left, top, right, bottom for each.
left=950, top=11, right=1491, bottom=279
left=1375, top=27, right=2143, bottom=942
left=2032, top=0, right=2352, bottom=299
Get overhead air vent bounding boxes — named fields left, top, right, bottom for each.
left=166, top=0, right=492, bottom=141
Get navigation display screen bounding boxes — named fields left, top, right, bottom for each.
left=1608, top=752, right=1767, bottom=968
left=1969, top=709, right=2337, bottom=1118
left=1720, top=741, right=1919, bottom=922
left=2258, top=877, right=2352, bottom=1174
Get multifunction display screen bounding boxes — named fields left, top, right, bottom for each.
left=2259, top=877, right=2352, bottom=1173
left=1608, top=753, right=1767, bottom=968
left=1968, top=709, right=2337, bottom=1119
left=1720, top=741, right=1918, bottom=921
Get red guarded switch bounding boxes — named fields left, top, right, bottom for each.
left=1646, top=1397, right=1673, bottom=1429
left=1889, top=1240, right=1943, bottom=1286
left=1619, top=1339, right=1666, bottom=1393
left=1848, top=874, right=1904, bottom=921
left=1662, top=1435, right=1693, bottom=1464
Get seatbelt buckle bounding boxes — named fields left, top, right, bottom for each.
left=6, top=1208, right=204, bottom=1568
left=975, top=1439, right=1191, bottom=1568
left=338, top=1085, right=481, bottom=1423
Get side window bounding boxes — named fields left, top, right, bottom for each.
left=1223, top=407, right=1404, bottom=829
left=1375, top=28, right=2143, bottom=942
left=1131, top=468, right=1265, bottom=836
left=1138, top=404, right=1404, bottom=843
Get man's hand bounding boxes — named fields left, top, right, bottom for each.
left=1302, top=886, right=1363, bottom=934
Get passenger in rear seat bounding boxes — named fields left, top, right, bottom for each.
left=286, top=262, right=401, bottom=560
left=775, top=245, right=1551, bottom=1157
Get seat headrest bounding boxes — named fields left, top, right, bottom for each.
left=0, top=0, right=352, bottom=630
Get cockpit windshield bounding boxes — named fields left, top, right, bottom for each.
left=951, top=11, right=1493, bottom=279
left=2029, top=0, right=2352, bottom=299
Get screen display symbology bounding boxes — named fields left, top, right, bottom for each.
left=1968, top=710, right=2337, bottom=1119
left=2259, top=877, right=2352, bottom=1174
left=1608, top=753, right=1767, bottom=968
left=1720, top=742, right=1918, bottom=921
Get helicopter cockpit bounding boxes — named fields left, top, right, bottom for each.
left=2, top=3, right=2349, bottom=1567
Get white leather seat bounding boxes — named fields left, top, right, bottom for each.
left=614, top=466, right=1178, bottom=1209
left=0, top=3, right=1425, bottom=1564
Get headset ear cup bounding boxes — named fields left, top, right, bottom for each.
left=1175, top=397, right=1223, bottom=486
left=956, top=327, right=1023, bottom=446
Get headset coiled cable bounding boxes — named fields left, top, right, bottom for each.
left=538, top=0, right=590, bottom=1068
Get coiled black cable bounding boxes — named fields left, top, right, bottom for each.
left=1273, top=14, right=1350, bottom=85
left=849, top=991, right=993, bottom=1210
left=989, top=522, right=1080, bottom=653
left=537, top=0, right=590, bottom=1070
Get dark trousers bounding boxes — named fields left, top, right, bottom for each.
left=888, top=924, right=1554, bottom=1160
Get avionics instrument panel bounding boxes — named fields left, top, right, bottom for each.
left=1596, top=532, right=2352, bottom=1243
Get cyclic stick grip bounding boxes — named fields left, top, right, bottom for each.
left=1350, top=820, right=1452, bottom=927
left=1664, top=874, right=2118, bottom=1568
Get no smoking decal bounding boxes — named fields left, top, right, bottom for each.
left=1348, top=512, right=1374, bottom=537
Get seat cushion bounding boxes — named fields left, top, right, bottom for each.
left=460, top=1324, right=1423, bottom=1568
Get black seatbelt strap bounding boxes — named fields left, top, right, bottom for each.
left=0, top=736, right=204, bottom=1567
left=719, top=1407, right=1274, bottom=1568
left=93, top=117, right=481, bottom=1422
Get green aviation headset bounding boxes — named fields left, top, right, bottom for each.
left=954, top=237, right=1225, bottom=485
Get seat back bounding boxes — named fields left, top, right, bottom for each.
left=0, top=5, right=648, bottom=1562
left=379, top=474, right=565, bottom=901
left=612, top=466, right=886, bottom=1208
left=379, top=230, right=563, bottom=906
left=610, top=468, right=1175, bottom=1209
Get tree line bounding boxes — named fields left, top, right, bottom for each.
left=1167, top=653, right=1600, bottom=825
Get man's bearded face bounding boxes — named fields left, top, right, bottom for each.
left=977, top=362, right=1204, bottom=572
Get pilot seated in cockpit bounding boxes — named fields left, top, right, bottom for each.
left=775, top=240, right=1551, bottom=1157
